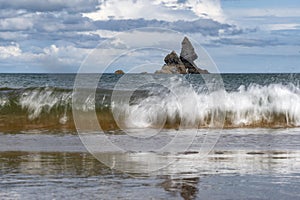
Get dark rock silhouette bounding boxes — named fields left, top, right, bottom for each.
left=156, top=37, right=209, bottom=74
left=156, top=51, right=187, bottom=74
left=165, top=51, right=183, bottom=65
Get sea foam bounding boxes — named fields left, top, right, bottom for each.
left=0, top=82, right=300, bottom=129
left=123, top=83, right=300, bottom=128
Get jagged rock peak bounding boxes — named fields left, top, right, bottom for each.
left=164, top=51, right=182, bottom=65
left=180, top=37, right=198, bottom=62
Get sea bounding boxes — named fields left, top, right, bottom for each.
left=0, top=73, right=300, bottom=199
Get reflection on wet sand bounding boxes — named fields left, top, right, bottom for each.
left=160, top=177, right=200, bottom=200
left=1, top=150, right=299, bottom=199
left=0, top=152, right=108, bottom=176
left=92, top=150, right=300, bottom=175
left=1, top=129, right=300, bottom=199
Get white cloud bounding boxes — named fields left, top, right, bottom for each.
left=0, top=17, right=33, bottom=31
left=266, top=23, right=300, bottom=31
left=0, top=43, right=22, bottom=58
left=188, top=0, right=225, bottom=22
left=81, top=30, right=119, bottom=39
left=30, top=45, right=90, bottom=68
left=0, top=43, right=90, bottom=71
left=83, top=0, right=225, bottom=22
left=0, top=32, right=28, bottom=40
left=225, top=8, right=300, bottom=18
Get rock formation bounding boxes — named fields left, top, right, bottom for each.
left=156, top=51, right=187, bottom=74
left=155, top=37, right=209, bottom=74
left=114, top=70, right=125, bottom=74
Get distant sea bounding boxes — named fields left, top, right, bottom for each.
left=0, top=73, right=300, bottom=199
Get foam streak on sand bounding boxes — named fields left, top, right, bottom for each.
left=0, top=82, right=300, bottom=132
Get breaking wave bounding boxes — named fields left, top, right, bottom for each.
left=1, top=82, right=300, bottom=132
left=123, top=83, right=300, bottom=128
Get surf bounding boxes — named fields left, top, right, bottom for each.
left=1, top=81, right=300, bottom=132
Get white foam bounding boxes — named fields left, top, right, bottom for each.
left=5, top=82, right=300, bottom=128
left=0, top=96, right=8, bottom=107
left=124, top=83, right=300, bottom=128
left=19, top=88, right=71, bottom=119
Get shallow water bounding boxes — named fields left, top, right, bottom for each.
left=1, top=129, right=300, bottom=199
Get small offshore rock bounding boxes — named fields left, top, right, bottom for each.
left=114, top=70, right=125, bottom=74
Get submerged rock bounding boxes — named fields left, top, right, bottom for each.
left=155, top=37, right=209, bottom=74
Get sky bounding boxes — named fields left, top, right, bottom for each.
left=0, top=0, right=300, bottom=73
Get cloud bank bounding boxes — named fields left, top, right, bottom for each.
left=84, top=0, right=225, bottom=22
left=0, top=0, right=299, bottom=72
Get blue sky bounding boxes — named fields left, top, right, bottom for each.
left=0, top=0, right=300, bottom=73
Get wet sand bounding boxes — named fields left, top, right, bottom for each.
left=1, top=129, right=300, bottom=199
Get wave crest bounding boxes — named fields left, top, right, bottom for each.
left=123, top=83, right=300, bottom=128
left=1, top=83, right=300, bottom=131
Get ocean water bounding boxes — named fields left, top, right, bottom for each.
left=1, top=73, right=300, bottom=132
left=0, top=73, right=300, bottom=199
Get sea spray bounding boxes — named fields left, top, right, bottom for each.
left=122, top=83, right=300, bottom=128
left=19, top=87, right=72, bottom=120
left=1, top=82, right=300, bottom=131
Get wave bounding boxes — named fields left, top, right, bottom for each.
left=123, top=83, right=300, bottom=129
left=1, top=82, right=300, bottom=132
